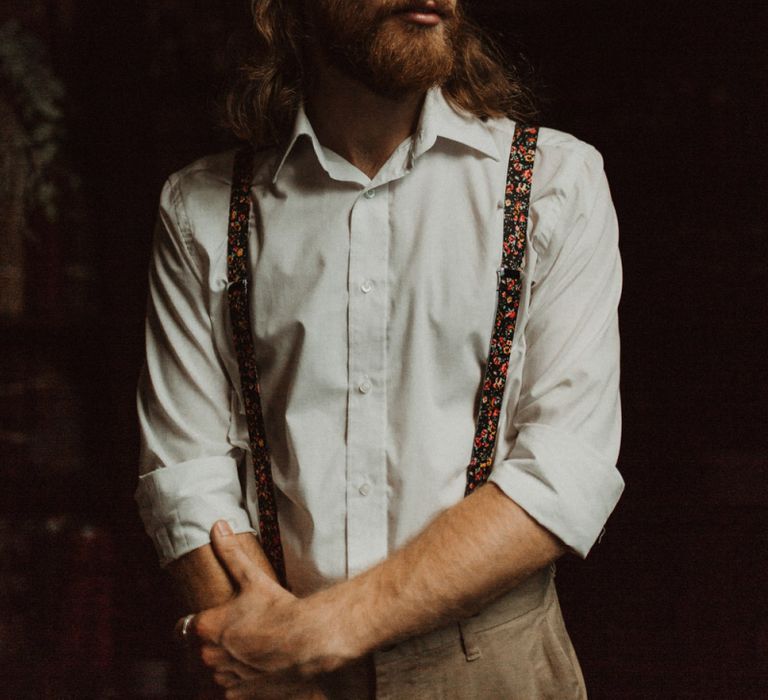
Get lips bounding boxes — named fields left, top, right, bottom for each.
left=392, top=1, right=448, bottom=19
left=392, top=1, right=448, bottom=27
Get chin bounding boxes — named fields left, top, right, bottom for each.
left=366, top=33, right=454, bottom=96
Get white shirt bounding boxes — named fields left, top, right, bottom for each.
left=136, top=88, right=624, bottom=595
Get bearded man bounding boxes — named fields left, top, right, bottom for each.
left=136, top=1, right=624, bottom=698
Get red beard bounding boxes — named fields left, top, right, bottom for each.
left=307, top=0, right=459, bottom=97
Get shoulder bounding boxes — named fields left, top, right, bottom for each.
left=159, top=151, right=234, bottom=243
left=161, top=147, right=276, bottom=230
left=166, top=149, right=238, bottom=202
left=156, top=146, right=277, bottom=269
left=485, top=117, right=605, bottom=186
left=531, top=126, right=606, bottom=203
left=486, top=118, right=614, bottom=252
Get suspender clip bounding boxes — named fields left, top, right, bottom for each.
left=227, top=277, right=249, bottom=291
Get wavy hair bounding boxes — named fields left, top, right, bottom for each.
left=223, top=0, right=538, bottom=147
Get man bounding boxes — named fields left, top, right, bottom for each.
left=136, top=0, right=624, bottom=697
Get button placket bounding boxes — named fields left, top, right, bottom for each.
left=346, top=182, right=389, bottom=575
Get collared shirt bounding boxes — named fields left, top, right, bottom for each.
left=136, top=88, right=624, bottom=595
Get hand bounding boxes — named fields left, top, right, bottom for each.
left=182, top=521, right=356, bottom=689
left=199, top=655, right=328, bottom=700
left=169, top=530, right=286, bottom=698
left=177, top=620, right=328, bottom=700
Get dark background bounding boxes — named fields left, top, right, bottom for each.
left=0, top=0, right=765, bottom=697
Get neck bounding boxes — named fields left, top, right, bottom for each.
left=305, top=61, right=426, bottom=179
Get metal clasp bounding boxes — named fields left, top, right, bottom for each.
left=227, top=277, right=249, bottom=291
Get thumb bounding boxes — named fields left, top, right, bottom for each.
left=210, top=520, right=260, bottom=587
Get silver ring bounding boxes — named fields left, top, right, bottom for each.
left=180, top=613, right=195, bottom=643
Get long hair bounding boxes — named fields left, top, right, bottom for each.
left=223, top=0, right=538, bottom=147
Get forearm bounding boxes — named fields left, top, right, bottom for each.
left=185, top=484, right=565, bottom=683
left=169, top=533, right=276, bottom=610
left=319, top=482, right=566, bottom=657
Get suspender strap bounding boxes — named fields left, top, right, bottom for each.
left=226, top=125, right=538, bottom=584
left=465, top=125, right=539, bottom=496
left=227, top=146, right=287, bottom=587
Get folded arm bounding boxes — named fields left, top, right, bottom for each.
left=189, top=484, right=562, bottom=685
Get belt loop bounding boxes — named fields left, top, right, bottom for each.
left=457, top=621, right=482, bottom=662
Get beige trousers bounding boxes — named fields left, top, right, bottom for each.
left=319, top=565, right=587, bottom=699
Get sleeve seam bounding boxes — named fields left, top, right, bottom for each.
left=550, top=147, right=603, bottom=250
left=167, top=171, right=206, bottom=283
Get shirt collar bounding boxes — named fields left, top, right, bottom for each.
left=271, top=86, right=501, bottom=185
left=271, top=106, right=328, bottom=184
left=412, top=86, right=501, bottom=163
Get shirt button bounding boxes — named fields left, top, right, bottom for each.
left=361, top=279, right=374, bottom=294
left=359, top=483, right=371, bottom=497
left=358, top=378, right=372, bottom=394
left=363, top=189, right=376, bottom=199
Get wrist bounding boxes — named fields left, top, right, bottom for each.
left=301, top=581, right=374, bottom=672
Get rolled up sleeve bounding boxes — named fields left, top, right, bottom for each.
left=488, top=146, right=625, bottom=558
left=136, top=175, right=255, bottom=567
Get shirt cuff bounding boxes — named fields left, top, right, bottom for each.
left=488, top=423, right=625, bottom=558
left=135, top=456, right=257, bottom=567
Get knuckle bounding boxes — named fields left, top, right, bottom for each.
left=193, top=614, right=212, bottom=640
left=219, top=538, right=237, bottom=553
left=213, top=672, right=236, bottom=688
left=220, top=628, right=236, bottom=653
left=199, top=646, right=215, bottom=667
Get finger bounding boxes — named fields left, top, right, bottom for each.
left=213, top=671, right=241, bottom=688
left=191, top=607, right=228, bottom=645
left=210, top=520, right=262, bottom=587
left=201, top=644, right=259, bottom=680
left=200, top=643, right=231, bottom=669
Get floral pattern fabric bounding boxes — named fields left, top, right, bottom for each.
left=465, top=125, right=539, bottom=495
left=227, top=146, right=287, bottom=587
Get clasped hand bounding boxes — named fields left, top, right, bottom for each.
left=177, top=521, right=355, bottom=699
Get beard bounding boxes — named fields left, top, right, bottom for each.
left=306, top=0, right=459, bottom=98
